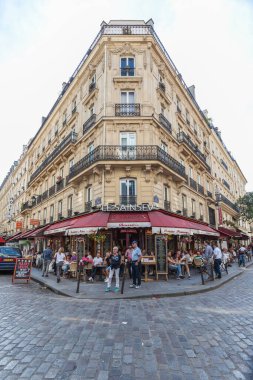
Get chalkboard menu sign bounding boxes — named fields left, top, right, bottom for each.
left=12, top=258, right=32, bottom=283
left=155, top=235, right=168, bottom=280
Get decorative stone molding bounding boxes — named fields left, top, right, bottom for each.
left=108, top=43, right=147, bottom=70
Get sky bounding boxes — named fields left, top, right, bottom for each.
left=0, top=0, right=252, bottom=190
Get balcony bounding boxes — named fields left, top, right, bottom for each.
left=67, top=209, right=72, bottom=218
left=49, top=185, right=56, bottom=197
left=89, top=82, right=96, bottom=93
left=159, top=82, right=165, bottom=93
left=207, top=191, right=213, bottom=198
left=36, top=195, right=42, bottom=204
left=197, top=184, right=205, bottom=195
left=222, top=179, right=230, bottom=190
left=189, top=178, right=197, bottom=191
left=29, top=131, right=77, bottom=185
left=177, top=131, right=211, bottom=172
left=42, top=190, right=48, bottom=201
left=83, top=114, right=96, bottom=134
left=69, top=145, right=187, bottom=181
left=218, top=194, right=239, bottom=212
left=120, top=195, right=137, bottom=205
left=85, top=201, right=92, bottom=213
left=120, top=67, right=135, bottom=76
left=56, top=179, right=64, bottom=192
left=164, top=200, right=171, bottom=211
left=159, top=113, right=172, bottom=134
left=221, top=159, right=228, bottom=171
left=115, top=104, right=140, bottom=117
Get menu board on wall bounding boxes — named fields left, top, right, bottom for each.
left=155, top=235, right=168, bottom=281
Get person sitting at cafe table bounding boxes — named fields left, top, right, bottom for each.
left=180, top=250, right=191, bottom=279
left=71, top=252, right=77, bottom=261
left=62, top=254, right=72, bottom=276
left=168, top=251, right=184, bottom=279
left=89, top=252, right=103, bottom=282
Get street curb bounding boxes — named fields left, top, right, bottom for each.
left=31, top=262, right=253, bottom=300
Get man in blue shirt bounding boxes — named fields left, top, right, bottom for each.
left=42, top=244, right=53, bottom=277
left=130, top=241, right=142, bottom=289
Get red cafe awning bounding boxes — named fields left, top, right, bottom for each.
left=44, top=218, right=79, bottom=235
left=18, top=229, right=36, bottom=240
left=217, top=227, right=241, bottom=238
left=107, top=212, right=151, bottom=228
left=7, top=232, right=23, bottom=242
left=26, top=225, right=50, bottom=238
left=148, top=210, right=219, bottom=236
left=67, top=212, right=110, bottom=235
left=0, top=237, right=5, bottom=243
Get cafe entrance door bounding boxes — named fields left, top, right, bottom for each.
left=117, top=229, right=138, bottom=251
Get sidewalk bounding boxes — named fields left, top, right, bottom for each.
left=31, top=261, right=253, bottom=300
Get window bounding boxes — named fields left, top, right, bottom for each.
left=60, top=167, right=64, bottom=178
left=51, top=175, right=55, bottom=186
left=186, top=110, right=190, bottom=125
left=68, top=195, right=73, bottom=210
left=176, top=97, right=181, bottom=112
left=199, top=203, right=204, bottom=219
left=191, top=199, right=196, bottom=217
left=120, top=57, right=135, bottom=76
left=58, top=200, right=62, bottom=216
left=69, top=159, right=74, bottom=170
left=89, top=75, right=96, bottom=93
left=164, top=186, right=170, bottom=211
left=89, top=105, right=94, bottom=116
left=50, top=204, right=54, bottom=222
left=182, top=194, right=187, bottom=215
left=63, top=112, right=67, bottom=126
left=189, top=167, right=193, bottom=179
left=197, top=174, right=201, bottom=185
left=120, top=132, right=136, bottom=159
left=161, top=141, right=168, bottom=153
left=43, top=208, right=47, bottom=223
left=72, top=99, right=77, bottom=113
left=38, top=210, right=41, bottom=222
left=87, top=187, right=92, bottom=202
left=45, top=180, right=48, bottom=191
left=120, top=179, right=136, bottom=205
left=207, top=181, right=210, bottom=191
left=121, top=91, right=135, bottom=104
left=48, top=130, right=51, bottom=144
left=54, top=122, right=58, bottom=136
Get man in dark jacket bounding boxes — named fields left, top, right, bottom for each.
left=42, top=244, right=53, bottom=277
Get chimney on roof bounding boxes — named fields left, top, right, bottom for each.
left=188, top=85, right=195, bottom=99
left=41, top=116, right=46, bottom=125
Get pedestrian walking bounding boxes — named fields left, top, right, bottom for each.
left=42, top=244, right=53, bottom=277
left=238, top=245, right=246, bottom=267
left=130, top=241, right=142, bottom=289
left=54, top=247, right=66, bottom=283
left=213, top=242, right=222, bottom=279
left=105, top=246, right=121, bottom=293
left=203, top=241, right=214, bottom=279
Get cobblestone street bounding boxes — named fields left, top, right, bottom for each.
left=1, top=268, right=253, bottom=380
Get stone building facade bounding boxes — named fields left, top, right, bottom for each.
left=0, top=19, right=249, bottom=238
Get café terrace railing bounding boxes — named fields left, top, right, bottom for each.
left=69, top=145, right=187, bottom=180
left=29, top=132, right=77, bottom=185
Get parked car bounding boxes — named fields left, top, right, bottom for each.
left=0, top=246, right=22, bottom=271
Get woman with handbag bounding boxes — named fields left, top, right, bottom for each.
left=54, top=247, right=66, bottom=283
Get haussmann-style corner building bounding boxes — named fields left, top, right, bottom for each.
left=0, top=19, right=250, bottom=255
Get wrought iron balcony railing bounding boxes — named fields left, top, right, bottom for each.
left=164, top=200, right=171, bottom=211
left=221, top=159, right=228, bottom=171
left=69, top=145, right=187, bottom=180
left=120, top=195, right=137, bottom=205
left=83, top=114, right=96, bottom=134
left=42, top=190, right=48, bottom=201
left=197, top=184, right=205, bottom=195
left=29, top=131, right=77, bottom=184
left=49, top=185, right=56, bottom=197
left=159, top=82, right=165, bottom=92
left=115, top=103, right=140, bottom=117
left=189, top=178, right=197, bottom=191
left=177, top=131, right=211, bottom=172
left=207, top=191, right=213, bottom=198
left=159, top=113, right=172, bottom=134
left=89, top=82, right=96, bottom=93
left=222, top=179, right=230, bottom=190
left=218, top=194, right=239, bottom=212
